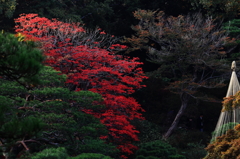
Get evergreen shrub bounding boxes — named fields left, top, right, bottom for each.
left=70, top=153, right=113, bottom=159
left=32, top=147, right=68, bottom=159
left=135, top=140, right=185, bottom=159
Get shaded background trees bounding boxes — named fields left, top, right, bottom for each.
left=0, top=0, right=194, bottom=35
left=124, top=10, right=235, bottom=138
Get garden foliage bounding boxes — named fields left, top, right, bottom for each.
left=0, top=66, right=117, bottom=158
left=14, top=14, right=147, bottom=157
left=134, top=140, right=185, bottom=159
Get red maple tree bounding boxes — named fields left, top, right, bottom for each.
left=15, top=14, right=147, bottom=157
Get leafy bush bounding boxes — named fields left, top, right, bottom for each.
left=168, top=129, right=210, bottom=149
left=204, top=124, right=240, bottom=159
left=32, top=147, right=68, bottom=159
left=70, top=153, right=113, bottom=159
left=32, top=148, right=114, bottom=159
left=133, top=120, right=164, bottom=143
left=179, top=142, right=207, bottom=159
left=135, top=140, right=186, bottom=159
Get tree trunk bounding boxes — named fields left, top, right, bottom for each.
left=163, top=92, right=190, bottom=139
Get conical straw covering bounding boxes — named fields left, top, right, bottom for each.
left=212, top=61, right=240, bottom=141
left=226, top=61, right=240, bottom=97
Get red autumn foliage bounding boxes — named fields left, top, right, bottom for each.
left=15, top=14, right=147, bottom=157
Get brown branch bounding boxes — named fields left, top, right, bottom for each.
left=18, top=100, right=51, bottom=111
left=16, top=139, right=41, bottom=151
left=16, top=141, right=29, bottom=151
left=18, top=107, right=34, bottom=110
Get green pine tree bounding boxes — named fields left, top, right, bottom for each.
left=0, top=66, right=118, bottom=158
left=0, top=34, right=117, bottom=158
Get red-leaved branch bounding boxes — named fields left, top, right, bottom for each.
left=15, top=13, right=147, bottom=157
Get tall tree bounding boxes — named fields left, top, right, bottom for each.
left=14, top=14, right=147, bottom=158
left=124, top=10, right=235, bottom=138
left=0, top=32, right=43, bottom=158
